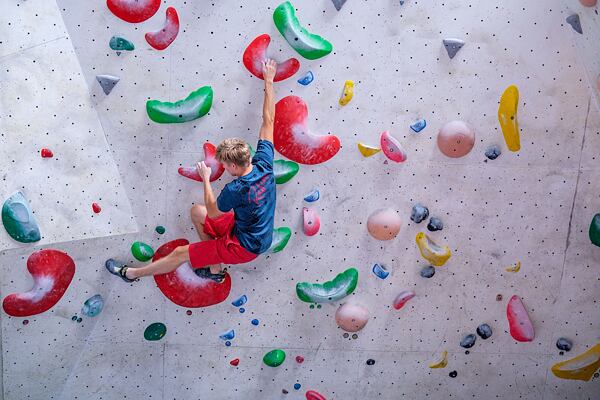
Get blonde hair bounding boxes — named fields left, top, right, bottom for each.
left=216, top=138, right=251, bottom=167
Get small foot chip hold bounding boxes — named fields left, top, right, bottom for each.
left=505, top=261, right=521, bottom=273
left=219, top=329, right=235, bottom=341
left=92, top=202, right=102, bottom=213
left=331, top=0, right=347, bottom=11
left=410, top=118, right=427, bottom=133
left=145, top=7, right=179, bottom=50
left=339, top=80, right=354, bottom=106
left=566, top=14, right=583, bottom=34
left=442, top=38, right=465, bottom=59
left=429, top=350, right=448, bottom=369
left=551, top=342, right=600, bottom=381
left=230, top=358, right=240, bottom=366
left=40, top=148, right=53, bottom=158
left=96, top=74, right=120, bottom=95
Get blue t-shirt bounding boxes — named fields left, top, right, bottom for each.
left=216, top=140, right=276, bottom=254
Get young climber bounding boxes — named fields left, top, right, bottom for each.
left=106, top=59, right=278, bottom=283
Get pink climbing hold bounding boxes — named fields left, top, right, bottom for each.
left=243, top=34, right=300, bottom=82
left=393, top=290, right=415, bottom=310
left=152, top=239, right=232, bottom=308
left=274, top=96, right=341, bottom=165
left=177, top=142, right=225, bottom=182
left=306, top=390, right=327, bottom=400
left=145, top=7, right=179, bottom=50
left=92, top=202, right=101, bottom=213
left=507, top=295, right=535, bottom=342
left=380, top=131, right=407, bottom=163
left=40, top=148, right=53, bottom=158
left=303, top=207, right=320, bottom=236
left=106, top=0, right=161, bottom=23
left=2, top=249, right=75, bottom=317
left=296, top=355, right=304, bottom=363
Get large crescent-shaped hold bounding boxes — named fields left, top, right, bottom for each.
left=506, top=295, right=535, bottom=342
left=2, top=249, right=75, bottom=317
left=274, top=95, right=341, bottom=165
left=106, top=0, right=160, bottom=23
left=498, top=85, right=521, bottom=152
left=152, top=239, right=231, bottom=308
left=145, top=7, right=179, bottom=50
left=415, top=232, right=451, bottom=267
left=2, top=191, right=41, bottom=244
left=146, top=86, right=213, bottom=124
left=273, top=1, right=333, bottom=60
left=306, top=390, right=327, bottom=400
left=303, top=207, right=320, bottom=236
left=551, top=342, right=600, bottom=381
left=437, top=120, right=475, bottom=158
left=367, top=208, right=402, bottom=241
left=380, top=130, right=407, bottom=163
left=242, top=34, right=300, bottom=82
left=296, top=267, right=358, bottom=303
left=177, top=143, right=225, bottom=182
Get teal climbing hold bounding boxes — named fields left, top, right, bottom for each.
left=146, top=86, right=213, bottom=124
left=1, top=191, right=41, bottom=243
left=109, top=36, right=135, bottom=51
left=155, top=225, right=166, bottom=234
left=144, top=322, right=167, bottom=341
left=131, top=241, right=155, bottom=262
left=590, top=213, right=600, bottom=247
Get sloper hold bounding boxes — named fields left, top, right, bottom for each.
left=551, top=342, right=600, bottom=381
left=506, top=295, right=535, bottom=342
left=2, top=191, right=41, bottom=243
left=109, top=36, right=134, bottom=51
left=331, top=0, right=347, bottom=11
left=96, top=74, right=120, bottom=95
left=442, top=38, right=465, bottom=59
left=566, top=14, right=583, bottom=34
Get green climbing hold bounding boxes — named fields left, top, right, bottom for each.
left=1, top=191, right=41, bottom=243
left=296, top=267, right=358, bottom=303
left=155, top=225, right=166, bottom=234
left=263, top=349, right=286, bottom=367
left=274, top=159, right=299, bottom=184
left=109, top=36, right=135, bottom=51
left=131, top=241, right=155, bottom=262
left=273, top=1, right=333, bottom=60
left=144, top=322, right=167, bottom=341
left=270, top=227, right=292, bottom=253
left=590, top=213, right=600, bottom=247
left=146, top=86, right=213, bottom=124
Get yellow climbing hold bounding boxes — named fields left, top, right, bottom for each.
left=505, top=261, right=521, bottom=273
left=339, top=80, right=354, bottom=106
left=498, top=85, right=520, bottom=152
left=415, top=232, right=451, bottom=267
left=429, top=350, right=448, bottom=369
left=551, top=342, right=600, bottom=381
left=357, top=142, right=381, bottom=157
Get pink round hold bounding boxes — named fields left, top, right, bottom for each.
left=437, top=120, right=475, bottom=158
left=579, top=0, right=597, bottom=7
left=367, top=208, right=401, bottom=241
left=335, top=302, right=370, bottom=332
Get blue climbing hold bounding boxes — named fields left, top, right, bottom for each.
left=225, top=341, right=232, bottom=347
left=485, top=145, right=501, bottom=160
left=372, top=263, right=389, bottom=279
left=239, top=307, right=246, bottom=313
left=294, top=383, right=301, bottom=390
left=219, top=329, right=235, bottom=341
left=251, top=319, right=259, bottom=326
left=232, top=294, right=247, bottom=307
left=420, top=265, right=435, bottom=278
left=410, top=119, right=427, bottom=133
left=298, top=71, right=314, bottom=86
left=304, top=188, right=320, bottom=202
left=81, top=294, right=104, bottom=317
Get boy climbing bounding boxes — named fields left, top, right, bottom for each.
left=106, top=59, right=278, bottom=283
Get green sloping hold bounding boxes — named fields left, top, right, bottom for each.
left=144, top=322, right=167, bottom=341
left=146, top=86, right=213, bottom=124
left=273, top=1, right=333, bottom=60
left=274, top=159, right=299, bottom=184
left=590, top=213, right=600, bottom=247
left=109, top=36, right=135, bottom=51
left=263, top=349, right=286, bottom=367
left=131, top=241, right=155, bottom=262
left=296, top=267, right=358, bottom=303
left=270, top=227, right=291, bottom=253
left=1, top=191, right=41, bottom=243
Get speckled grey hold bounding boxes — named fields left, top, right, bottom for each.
left=485, top=145, right=501, bottom=160
left=420, top=265, right=435, bottom=278
left=96, top=75, right=120, bottom=95
left=331, top=0, right=347, bottom=11
left=566, top=14, right=583, bottom=34
left=411, top=204, right=429, bottom=223
left=427, top=217, right=444, bottom=232
left=443, top=38, right=465, bottom=59
left=460, top=334, right=476, bottom=348
left=476, top=323, right=493, bottom=339
left=556, top=337, right=573, bottom=352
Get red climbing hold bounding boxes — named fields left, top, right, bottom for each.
left=40, top=148, right=53, bottom=158
left=177, top=142, right=225, bottom=182
left=2, top=249, right=75, bottom=317
left=274, top=96, right=341, bottom=165
left=152, top=239, right=232, bottom=308
left=306, top=390, right=327, bottom=400
left=92, top=203, right=101, bottom=213
left=303, top=207, right=320, bottom=236
left=106, top=0, right=161, bottom=23
left=230, top=358, right=240, bottom=366
left=507, top=295, right=535, bottom=342
left=295, top=355, right=304, bottom=364
left=243, top=34, right=300, bottom=82
left=145, top=7, right=179, bottom=50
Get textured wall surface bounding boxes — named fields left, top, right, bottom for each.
left=1, top=0, right=599, bottom=399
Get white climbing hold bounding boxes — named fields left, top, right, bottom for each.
left=442, top=38, right=465, bottom=59
left=96, top=75, right=120, bottom=95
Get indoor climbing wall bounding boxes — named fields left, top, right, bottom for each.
left=2, top=0, right=599, bottom=399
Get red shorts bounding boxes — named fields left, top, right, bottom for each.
left=188, top=212, right=258, bottom=268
